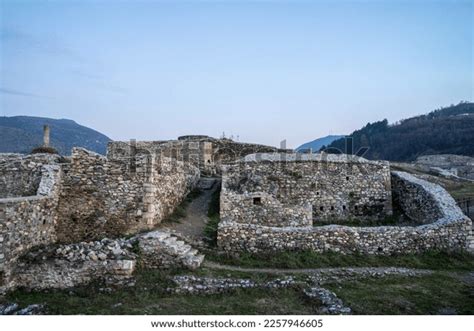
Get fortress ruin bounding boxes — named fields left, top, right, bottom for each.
left=0, top=134, right=473, bottom=294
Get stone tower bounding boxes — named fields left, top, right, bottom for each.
left=43, top=125, right=50, bottom=147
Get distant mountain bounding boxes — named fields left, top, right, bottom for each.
left=296, top=135, right=345, bottom=152
left=324, top=102, right=474, bottom=162
left=0, top=116, right=111, bottom=155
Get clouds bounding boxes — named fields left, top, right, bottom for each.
left=0, top=87, right=49, bottom=98
left=1, top=27, right=86, bottom=63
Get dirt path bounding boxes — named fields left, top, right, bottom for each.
left=161, top=178, right=219, bottom=241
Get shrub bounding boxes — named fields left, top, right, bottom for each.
left=31, top=146, right=58, bottom=154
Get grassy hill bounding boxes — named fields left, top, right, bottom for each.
left=0, top=116, right=111, bottom=155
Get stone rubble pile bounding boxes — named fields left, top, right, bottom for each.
left=307, top=267, right=432, bottom=285
left=7, top=230, right=206, bottom=292
left=169, top=274, right=352, bottom=315
left=304, top=287, right=352, bottom=315
left=21, top=238, right=137, bottom=264
left=169, top=275, right=300, bottom=294
left=12, top=238, right=137, bottom=291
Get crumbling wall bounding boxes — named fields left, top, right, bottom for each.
left=221, top=153, right=392, bottom=225
left=0, top=159, right=62, bottom=291
left=391, top=172, right=444, bottom=224
left=10, top=238, right=136, bottom=290
left=55, top=148, right=199, bottom=243
left=217, top=171, right=473, bottom=255
left=8, top=231, right=204, bottom=292
left=107, top=135, right=287, bottom=176
left=0, top=149, right=200, bottom=293
left=0, top=154, right=61, bottom=198
left=55, top=148, right=145, bottom=243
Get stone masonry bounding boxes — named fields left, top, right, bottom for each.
left=221, top=153, right=393, bottom=226
left=107, top=135, right=289, bottom=176
left=0, top=146, right=201, bottom=293
left=218, top=157, right=472, bottom=255
left=0, top=154, right=63, bottom=289
left=55, top=148, right=199, bottom=243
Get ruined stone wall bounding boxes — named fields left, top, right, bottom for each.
left=391, top=172, right=444, bottom=224
left=211, top=139, right=287, bottom=174
left=221, top=191, right=313, bottom=227
left=0, top=149, right=199, bottom=293
left=0, top=154, right=61, bottom=198
left=10, top=238, right=136, bottom=291
left=221, top=153, right=392, bottom=225
left=107, top=135, right=286, bottom=176
left=143, top=154, right=200, bottom=227
left=55, top=148, right=199, bottom=243
left=217, top=171, right=473, bottom=255
left=0, top=158, right=62, bottom=289
left=5, top=229, right=204, bottom=292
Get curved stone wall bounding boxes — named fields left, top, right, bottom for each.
left=218, top=171, right=473, bottom=255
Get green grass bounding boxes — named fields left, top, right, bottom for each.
left=206, top=250, right=474, bottom=271
left=4, top=252, right=473, bottom=314
left=326, top=272, right=474, bottom=314
left=162, top=189, right=202, bottom=224
left=203, top=185, right=221, bottom=246
left=2, top=268, right=316, bottom=315
left=447, top=182, right=474, bottom=200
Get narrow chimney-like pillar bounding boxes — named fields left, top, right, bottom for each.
left=43, top=125, right=50, bottom=147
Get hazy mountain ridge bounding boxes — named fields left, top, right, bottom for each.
left=0, top=116, right=111, bottom=155
left=296, top=135, right=345, bottom=152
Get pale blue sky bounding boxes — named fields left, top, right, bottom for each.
left=0, top=0, right=472, bottom=148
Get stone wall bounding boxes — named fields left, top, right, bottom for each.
left=391, top=172, right=444, bottom=224
left=0, top=148, right=201, bottom=293
left=0, top=157, right=62, bottom=289
left=0, top=154, right=61, bottom=198
left=55, top=148, right=199, bottom=243
left=221, top=153, right=392, bottom=225
left=217, top=171, right=473, bottom=255
left=107, top=135, right=288, bottom=176
left=221, top=191, right=313, bottom=227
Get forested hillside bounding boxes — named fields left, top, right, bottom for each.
left=325, top=102, right=474, bottom=161
left=0, top=116, right=111, bottom=155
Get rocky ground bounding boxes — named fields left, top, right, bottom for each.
left=0, top=303, right=45, bottom=315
